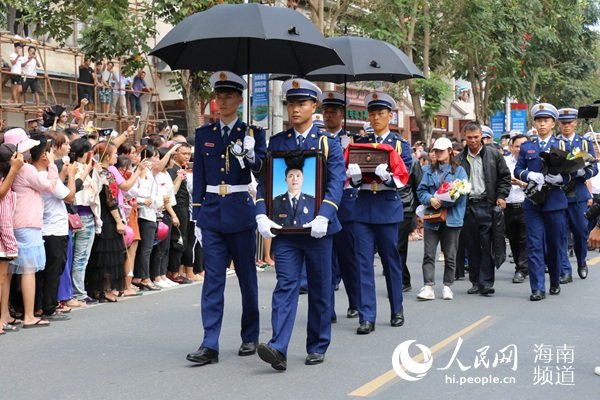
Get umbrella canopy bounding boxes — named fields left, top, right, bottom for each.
left=271, top=36, right=423, bottom=83
left=150, top=3, right=343, bottom=75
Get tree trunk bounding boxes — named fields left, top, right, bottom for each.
left=181, top=70, right=200, bottom=134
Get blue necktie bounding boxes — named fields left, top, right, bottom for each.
left=539, top=140, right=546, bottom=151
left=297, top=135, right=305, bottom=149
left=292, top=197, right=298, bottom=215
left=222, top=126, right=230, bottom=146
left=376, top=136, right=383, bottom=144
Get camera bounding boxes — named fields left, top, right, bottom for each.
left=585, top=194, right=600, bottom=220
left=577, top=102, right=599, bottom=120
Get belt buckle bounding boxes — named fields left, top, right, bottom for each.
left=218, top=184, right=229, bottom=196
left=370, top=182, right=378, bottom=192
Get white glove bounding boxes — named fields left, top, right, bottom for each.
left=545, top=174, right=563, bottom=186
left=347, top=163, right=362, bottom=185
left=194, top=226, right=203, bottom=247
left=256, top=214, right=282, bottom=239
left=375, top=163, right=391, bottom=183
left=576, top=169, right=586, bottom=178
left=527, top=171, right=545, bottom=188
left=340, top=135, right=351, bottom=150
left=243, top=135, right=256, bottom=159
left=302, top=215, right=329, bottom=239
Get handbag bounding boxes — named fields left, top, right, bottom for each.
left=68, top=213, right=84, bottom=232
left=422, top=207, right=447, bottom=223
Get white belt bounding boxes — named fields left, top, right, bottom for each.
left=206, top=184, right=248, bottom=196
left=360, top=183, right=396, bottom=192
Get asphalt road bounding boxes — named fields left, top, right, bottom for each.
left=1, top=241, right=599, bottom=400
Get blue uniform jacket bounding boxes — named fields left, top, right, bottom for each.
left=336, top=131, right=357, bottom=223
left=416, top=164, right=468, bottom=229
left=563, top=134, right=598, bottom=203
left=255, top=125, right=345, bottom=236
left=514, top=136, right=570, bottom=212
left=192, top=120, right=267, bottom=233
left=272, top=192, right=316, bottom=227
left=350, top=132, right=412, bottom=224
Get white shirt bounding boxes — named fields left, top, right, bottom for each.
left=288, top=192, right=300, bottom=209
left=220, top=118, right=238, bottom=133
left=9, top=52, right=26, bottom=75
left=128, top=168, right=162, bottom=222
left=22, top=56, right=37, bottom=77
left=155, top=171, right=176, bottom=208
left=504, top=154, right=525, bottom=204
left=40, top=171, right=70, bottom=236
left=591, top=171, right=600, bottom=195
left=374, top=131, right=391, bottom=143
left=294, top=124, right=313, bottom=142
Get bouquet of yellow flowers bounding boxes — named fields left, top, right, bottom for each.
left=435, top=179, right=472, bottom=202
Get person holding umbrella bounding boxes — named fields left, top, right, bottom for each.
left=186, top=71, right=267, bottom=366
left=319, top=90, right=359, bottom=321
left=255, top=78, right=345, bottom=371
left=346, top=92, right=411, bottom=335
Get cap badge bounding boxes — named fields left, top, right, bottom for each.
left=219, top=72, right=227, bottom=80
left=292, top=80, right=300, bottom=88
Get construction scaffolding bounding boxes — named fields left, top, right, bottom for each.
left=0, top=30, right=170, bottom=138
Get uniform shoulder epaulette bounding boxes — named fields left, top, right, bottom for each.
left=271, top=130, right=287, bottom=138
left=393, top=133, right=408, bottom=143
left=318, top=130, right=336, bottom=139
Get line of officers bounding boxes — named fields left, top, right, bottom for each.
left=184, top=70, right=597, bottom=371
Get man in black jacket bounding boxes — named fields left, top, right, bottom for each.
left=457, top=121, right=511, bottom=296
left=397, top=153, right=423, bottom=292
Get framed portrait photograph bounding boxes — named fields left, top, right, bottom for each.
left=265, top=150, right=325, bottom=234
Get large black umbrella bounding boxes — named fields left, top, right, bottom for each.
left=271, top=36, right=424, bottom=82
left=150, top=3, right=343, bottom=76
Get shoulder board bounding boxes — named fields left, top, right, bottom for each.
left=393, top=133, right=408, bottom=143
left=271, top=130, right=289, bottom=138
left=318, top=130, right=336, bottom=139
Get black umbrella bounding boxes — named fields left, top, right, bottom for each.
left=149, top=3, right=343, bottom=76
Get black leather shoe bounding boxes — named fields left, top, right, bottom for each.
left=560, top=274, right=573, bottom=284
left=238, top=341, right=257, bottom=356
left=512, top=272, right=525, bottom=283
left=331, top=316, right=337, bottom=323
left=356, top=321, right=375, bottom=335
left=480, top=287, right=495, bottom=296
left=578, top=264, right=588, bottom=279
left=467, top=285, right=481, bottom=294
left=549, top=285, right=561, bottom=295
left=299, top=287, right=308, bottom=295
left=390, top=310, right=404, bottom=327
left=186, top=347, right=219, bottom=365
left=305, top=353, right=325, bottom=365
left=402, top=284, right=412, bottom=293
left=257, top=343, right=287, bottom=371
left=530, top=290, right=546, bottom=301
left=346, top=308, right=358, bottom=318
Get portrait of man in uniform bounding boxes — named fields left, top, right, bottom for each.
left=270, top=155, right=317, bottom=229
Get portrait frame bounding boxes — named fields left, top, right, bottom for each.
left=265, top=150, right=325, bottom=234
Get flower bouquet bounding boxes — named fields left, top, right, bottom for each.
left=435, top=179, right=472, bottom=202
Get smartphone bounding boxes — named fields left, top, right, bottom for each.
left=186, top=161, right=194, bottom=172
left=140, top=137, right=149, bottom=146
left=133, top=115, right=141, bottom=130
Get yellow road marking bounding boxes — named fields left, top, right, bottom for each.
left=349, top=315, right=493, bottom=397
left=587, top=254, right=600, bottom=266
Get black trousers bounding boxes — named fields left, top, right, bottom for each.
left=134, top=219, right=157, bottom=280
left=168, top=205, right=189, bottom=273
left=36, top=235, right=68, bottom=314
left=464, top=201, right=495, bottom=288
left=504, top=204, right=528, bottom=275
left=150, top=214, right=172, bottom=278
left=397, top=212, right=416, bottom=287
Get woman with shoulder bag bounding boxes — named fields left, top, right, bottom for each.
left=416, top=138, right=467, bottom=301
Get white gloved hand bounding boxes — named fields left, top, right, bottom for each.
left=256, top=214, right=282, bottom=239
left=576, top=169, right=586, bottom=178
left=340, top=135, right=351, bottom=150
left=194, top=226, right=203, bottom=247
left=347, top=163, right=362, bottom=185
left=302, top=215, right=329, bottom=239
left=243, top=135, right=256, bottom=159
left=527, top=171, right=545, bottom=188
left=375, top=163, right=391, bottom=183
left=545, top=174, right=563, bottom=186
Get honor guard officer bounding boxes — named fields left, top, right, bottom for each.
left=557, top=107, right=597, bottom=282
left=515, top=103, right=571, bottom=301
left=346, top=92, right=411, bottom=335
left=312, top=113, right=325, bottom=129
left=186, top=71, right=267, bottom=365
left=254, top=78, right=345, bottom=371
left=319, top=90, right=359, bottom=321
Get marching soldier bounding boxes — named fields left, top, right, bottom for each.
left=515, top=103, right=571, bottom=301
left=346, top=92, right=410, bottom=335
left=255, top=79, right=345, bottom=371
left=557, top=107, right=597, bottom=282
left=319, top=90, right=359, bottom=321
left=186, top=71, right=266, bottom=365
